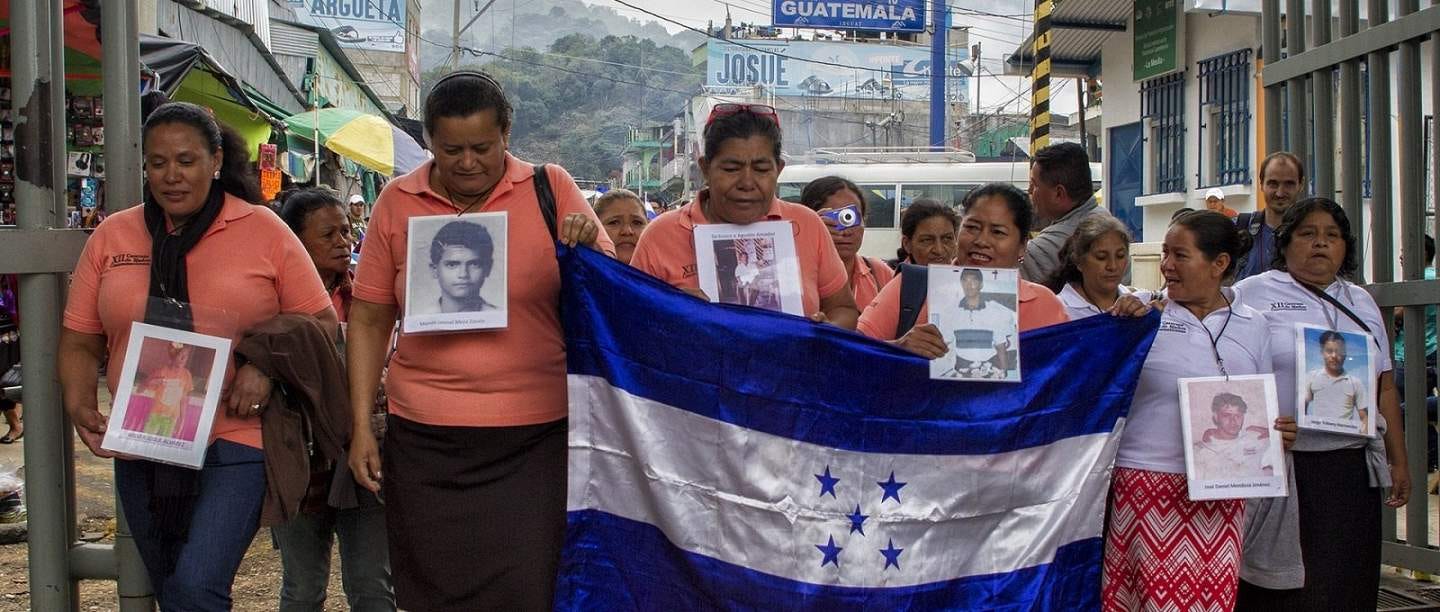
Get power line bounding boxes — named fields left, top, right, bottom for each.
left=611, top=0, right=949, bottom=79
left=463, top=47, right=699, bottom=97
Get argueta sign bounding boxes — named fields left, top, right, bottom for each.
left=772, top=0, right=926, bottom=32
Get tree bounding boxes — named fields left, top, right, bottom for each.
left=420, top=34, right=701, bottom=181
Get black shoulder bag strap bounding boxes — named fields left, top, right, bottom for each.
left=1300, top=281, right=1384, bottom=350
left=895, top=263, right=928, bottom=338
left=532, top=163, right=559, bottom=240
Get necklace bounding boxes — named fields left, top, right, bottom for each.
left=1195, top=291, right=1234, bottom=378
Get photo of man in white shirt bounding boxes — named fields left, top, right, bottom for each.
left=934, top=268, right=1018, bottom=380
left=1304, top=330, right=1370, bottom=431
left=1192, top=392, right=1274, bottom=480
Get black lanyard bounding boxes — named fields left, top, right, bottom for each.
left=1196, top=292, right=1235, bottom=378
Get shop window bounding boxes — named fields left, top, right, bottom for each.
left=1197, top=49, right=1252, bottom=188
left=1141, top=72, right=1186, bottom=194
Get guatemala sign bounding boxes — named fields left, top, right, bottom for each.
left=773, top=0, right=926, bottom=32
left=1133, top=0, right=1181, bottom=81
left=706, top=40, right=968, bottom=101
left=286, top=0, right=407, bottom=53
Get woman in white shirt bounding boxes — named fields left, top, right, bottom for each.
left=1103, top=210, right=1290, bottom=611
left=1233, top=197, right=1408, bottom=610
left=1045, top=215, right=1135, bottom=320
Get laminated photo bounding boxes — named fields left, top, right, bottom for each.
left=694, top=221, right=804, bottom=316
left=403, top=212, right=508, bottom=334
left=1294, top=324, right=1378, bottom=437
left=101, top=323, right=231, bottom=469
left=927, top=265, right=1020, bottom=382
left=1179, top=374, right=1288, bottom=500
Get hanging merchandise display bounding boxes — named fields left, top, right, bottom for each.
left=259, top=143, right=281, bottom=202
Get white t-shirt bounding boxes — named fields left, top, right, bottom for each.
left=1305, top=368, right=1367, bottom=420
left=1115, top=289, right=1273, bottom=474
left=1193, top=430, right=1273, bottom=480
left=1057, top=283, right=1134, bottom=320
left=932, top=299, right=1016, bottom=363
left=1233, top=270, right=1390, bottom=451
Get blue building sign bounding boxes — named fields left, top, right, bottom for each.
left=773, top=0, right=926, bottom=32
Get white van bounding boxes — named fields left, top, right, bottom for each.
left=778, top=156, right=1102, bottom=260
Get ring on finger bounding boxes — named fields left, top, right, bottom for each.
left=249, top=402, right=263, bottom=415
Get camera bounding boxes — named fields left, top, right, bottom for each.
left=821, top=204, right=862, bottom=231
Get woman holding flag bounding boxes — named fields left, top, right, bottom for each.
left=1102, top=210, right=1293, bottom=611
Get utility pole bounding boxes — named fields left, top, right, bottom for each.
left=449, top=0, right=502, bottom=70
left=928, top=1, right=948, bottom=150
left=1029, top=0, right=1053, bottom=155
left=1076, top=77, right=1086, bottom=155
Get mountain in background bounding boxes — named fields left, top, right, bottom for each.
left=419, top=0, right=707, bottom=72
left=422, top=33, right=703, bottom=182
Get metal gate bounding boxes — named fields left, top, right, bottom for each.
left=0, top=0, right=152, bottom=609
left=1262, top=0, right=1440, bottom=575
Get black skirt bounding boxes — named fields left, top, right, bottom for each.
left=1236, top=447, right=1381, bottom=611
left=382, top=414, right=567, bottom=612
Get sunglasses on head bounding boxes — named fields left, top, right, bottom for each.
left=706, top=103, right=780, bottom=128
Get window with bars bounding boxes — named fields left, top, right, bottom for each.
left=1198, top=49, right=1252, bottom=187
left=1141, top=72, right=1186, bottom=194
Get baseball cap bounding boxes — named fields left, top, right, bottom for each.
left=1204, top=188, right=1225, bottom=201
left=348, top=194, right=365, bottom=205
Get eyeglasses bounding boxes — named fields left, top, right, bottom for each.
left=706, top=103, right=780, bottom=129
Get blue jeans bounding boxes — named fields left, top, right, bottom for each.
left=115, top=440, right=266, bottom=612
left=271, top=504, right=394, bottom=611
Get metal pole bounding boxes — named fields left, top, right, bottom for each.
left=13, top=0, right=78, bottom=608
left=449, top=0, right=461, bottom=70
left=1262, top=0, right=1284, bottom=155
left=1029, top=0, right=1053, bottom=156
left=1369, top=0, right=1394, bottom=282
left=101, top=1, right=155, bottom=608
left=1338, top=0, right=1364, bottom=278
left=1285, top=0, right=1309, bottom=166
left=1394, top=0, right=1427, bottom=549
left=929, top=2, right=948, bottom=150
left=1076, top=77, right=1087, bottom=155
left=1311, top=0, right=1336, bottom=200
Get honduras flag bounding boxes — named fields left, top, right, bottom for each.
left=556, top=246, right=1160, bottom=610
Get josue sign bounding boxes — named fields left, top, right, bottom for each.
left=706, top=39, right=968, bottom=101
left=772, top=0, right=926, bottom=32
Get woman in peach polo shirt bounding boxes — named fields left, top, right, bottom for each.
left=629, top=104, right=860, bottom=328
left=797, top=176, right=894, bottom=313
left=344, top=72, right=610, bottom=611
left=58, top=103, right=335, bottom=609
left=858, top=183, right=1071, bottom=357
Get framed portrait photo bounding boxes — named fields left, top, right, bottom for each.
left=1178, top=374, right=1288, bottom=501
left=1294, top=324, right=1378, bottom=438
left=694, top=221, right=804, bottom=316
left=101, top=323, right=231, bottom=469
left=403, top=212, right=508, bottom=334
left=926, top=265, right=1021, bottom=382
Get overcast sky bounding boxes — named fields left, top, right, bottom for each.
left=580, top=0, right=1081, bottom=115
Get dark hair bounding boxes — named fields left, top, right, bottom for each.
left=799, top=176, right=866, bottom=215
left=430, top=220, right=494, bottom=267
left=960, top=268, right=984, bottom=283
left=1211, top=392, right=1248, bottom=414
left=1169, top=210, right=1252, bottom=279
left=1270, top=197, right=1359, bottom=279
left=1318, top=329, right=1347, bottom=346
left=703, top=109, right=782, bottom=162
left=278, top=187, right=345, bottom=235
left=961, top=182, right=1034, bottom=237
left=594, top=189, right=645, bottom=217
left=1031, top=142, right=1094, bottom=203
left=1171, top=207, right=1196, bottom=221
left=141, top=90, right=171, bottom=123
left=896, top=198, right=960, bottom=262
left=1045, top=214, right=1133, bottom=292
left=143, top=101, right=264, bottom=205
left=424, top=71, right=512, bottom=138
left=1259, top=151, right=1307, bottom=182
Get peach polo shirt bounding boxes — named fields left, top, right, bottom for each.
left=852, top=255, right=895, bottom=315
left=63, top=194, right=332, bottom=449
left=630, top=193, right=849, bottom=316
left=857, top=274, right=1069, bottom=341
left=351, top=154, right=613, bottom=428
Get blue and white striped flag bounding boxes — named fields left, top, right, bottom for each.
left=555, top=246, right=1160, bottom=610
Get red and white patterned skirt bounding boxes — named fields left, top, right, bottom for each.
left=1102, top=467, right=1244, bottom=612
